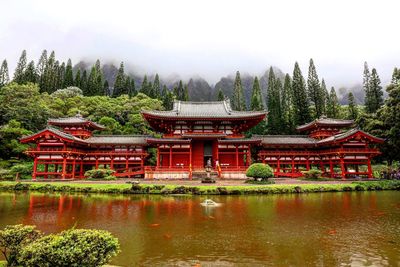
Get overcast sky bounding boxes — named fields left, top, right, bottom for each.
left=1, top=0, right=399, bottom=87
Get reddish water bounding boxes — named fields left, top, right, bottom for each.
left=0, top=192, right=399, bottom=266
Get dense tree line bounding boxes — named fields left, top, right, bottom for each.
left=0, top=50, right=396, bottom=164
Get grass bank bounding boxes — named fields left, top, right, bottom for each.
left=0, top=180, right=399, bottom=195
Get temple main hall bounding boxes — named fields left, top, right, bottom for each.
left=21, top=99, right=383, bottom=180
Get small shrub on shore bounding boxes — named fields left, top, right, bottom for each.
left=0, top=224, right=42, bottom=266
left=246, top=163, right=274, bottom=181
left=85, top=168, right=116, bottom=180
left=302, top=169, right=323, bottom=180
left=19, top=228, right=120, bottom=267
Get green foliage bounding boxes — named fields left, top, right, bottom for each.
left=292, top=62, right=311, bottom=125
left=307, top=58, right=324, bottom=118
left=113, top=61, right=126, bottom=97
left=216, top=88, right=224, bottom=101
left=232, top=71, right=246, bottom=111
left=347, top=92, right=358, bottom=119
left=0, top=224, right=42, bottom=266
left=0, top=83, right=50, bottom=131
left=18, top=228, right=120, bottom=267
left=13, top=50, right=27, bottom=84
left=0, top=60, right=10, bottom=88
left=302, top=169, right=323, bottom=180
left=0, top=120, right=31, bottom=159
left=246, top=163, right=274, bottom=180
left=365, top=66, right=384, bottom=114
left=9, top=162, right=33, bottom=179
left=250, top=76, right=263, bottom=111
left=84, top=168, right=116, bottom=180
left=64, top=59, right=74, bottom=88
left=266, top=68, right=283, bottom=134
left=327, top=87, right=340, bottom=118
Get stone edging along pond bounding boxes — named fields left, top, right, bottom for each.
left=0, top=180, right=400, bottom=195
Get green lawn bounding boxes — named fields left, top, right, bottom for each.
left=0, top=180, right=399, bottom=195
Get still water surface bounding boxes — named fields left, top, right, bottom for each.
left=0, top=191, right=399, bottom=266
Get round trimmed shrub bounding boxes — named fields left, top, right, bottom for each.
left=84, top=168, right=115, bottom=180
left=246, top=163, right=274, bottom=180
left=302, top=169, right=323, bottom=180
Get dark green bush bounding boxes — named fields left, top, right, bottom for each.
left=84, top=168, right=116, bottom=180
left=0, top=224, right=42, bottom=266
left=18, top=228, right=120, bottom=267
left=302, top=169, right=323, bottom=180
left=246, top=163, right=274, bottom=180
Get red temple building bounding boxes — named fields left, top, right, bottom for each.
left=21, top=100, right=384, bottom=180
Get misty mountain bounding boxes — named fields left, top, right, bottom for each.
left=187, top=77, right=212, bottom=101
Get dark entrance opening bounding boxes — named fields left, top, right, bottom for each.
left=204, top=141, right=213, bottom=167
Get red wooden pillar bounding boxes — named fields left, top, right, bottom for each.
left=169, top=145, right=172, bottom=168
left=247, top=145, right=251, bottom=166
left=340, top=156, right=346, bottom=180
left=329, top=158, right=334, bottom=178
left=306, top=157, right=310, bottom=171
left=235, top=145, right=239, bottom=170
left=80, top=160, right=84, bottom=178
left=95, top=157, right=99, bottom=169
left=291, top=157, right=295, bottom=175
left=32, top=156, right=38, bottom=181
left=156, top=146, right=160, bottom=168
left=189, top=142, right=192, bottom=179
left=72, top=157, right=76, bottom=179
left=61, top=156, right=67, bottom=179
left=367, top=157, right=372, bottom=179
left=110, top=156, right=114, bottom=170
left=277, top=157, right=281, bottom=173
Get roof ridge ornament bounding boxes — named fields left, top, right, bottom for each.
left=223, top=97, right=232, bottom=114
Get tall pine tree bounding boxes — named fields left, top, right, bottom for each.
left=75, top=69, right=81, bottom=88
left=36, top=50, right=47, bottom=91
left=24, top=60, right=37, bottom=83
left=13, top=50, right=27, bottom=84
left=281, top=73, right=295, bottom=134
left=250, top=76, right=263, bottom=111
left=0, top=59, right=10, bottom=87
left=292, top=62, right=311, bottom=125
left=232, top=71, right=246, bottom=111
left=307, top=58, right=323, bottom=118
left=42, top=51, right=56, bottom=93
left=113, top=62, right=126, bottom=97
left=327, top=87, right=340, bottom=118
left=366, top=68, right=384, bottom=113
left=320, top=79, right=328, bottom=115
left=217, top=88, right=225, bottom=101
left=64, top=59, right=74, bottom=87
left=81, top=70, right=88, bottom=93
left=86, top=60, right=103, bottom=95
left=140, top=75, right=149, bottom=96
left=347, top=92, right=358, bottom=120
left=153, top=74, right=161, bottom=98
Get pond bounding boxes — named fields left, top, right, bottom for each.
left=0, top=191, right=399, bottom=266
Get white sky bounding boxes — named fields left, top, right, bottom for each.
left=0, top=0, right=399, bottom=87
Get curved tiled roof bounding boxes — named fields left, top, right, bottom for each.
left=141, top=99, right=267, bottom=119
left=86, top=135, right=149, bottom=145
left=317, top=128, right=384, bottom=144
left=255, top=135, right=317, bottom=146
left=20, top=127, right=86, bottom=143
left=48, top=114, right=105, bottom=130
left=297, top=117, right=354, bottom=132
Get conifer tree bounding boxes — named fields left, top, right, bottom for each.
left=217, top=88, right=225, bottom=101
left=103, top=80, right=110, bottom=96
left=57, top=62, right=65, bottom=89
left=24, top=60, right=37, bottom=83
left=173, top=80, right=185, bottom=100
left=266, top=67, right=283, bottom=134
left=366, top=68, right=384, bottom=113
left=153, top=74, right=161, bottom=98
left=327, top=87, right=340, bottom=118
left=13, top=50, right=27, bottom=83
left=232, top=71, right=246, bottom=111
left=347, top=92, right=358, bottom=120
left=81, top=70, right=88, bottom=94
left=64, top=58, right=74, bottom=87
left=281, top=73, right=295, bottom=133
left=163, top=90, right=175, bottom=110
left=87, top=60, right=103, bottom=95
left=391, top=67, right=400, bottom=85
left=292, top=62, right=311, bottom=125
left=307, top=58, right=323, bottom=118
left=161, top=84, right=168, bottom=98
left=363, top=62, right=372, bottom=113
left=113, top=62, right=126, bottom=97
left=140, top=75, right=149, bottom=95
left=183, top=84, right=189, bottom=101
left=0, top=59, right=10, bottom=87
left=250, top=76, right=263, bottom=110
left=128, top=78, right=136, bottom=97
left=42, top=51, right=56, bottom=93
left=75, top=69, right=81, bottom=88
left=320, top=79, right=328, bottom=115
left=36, top=50, right=47, bottom=91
